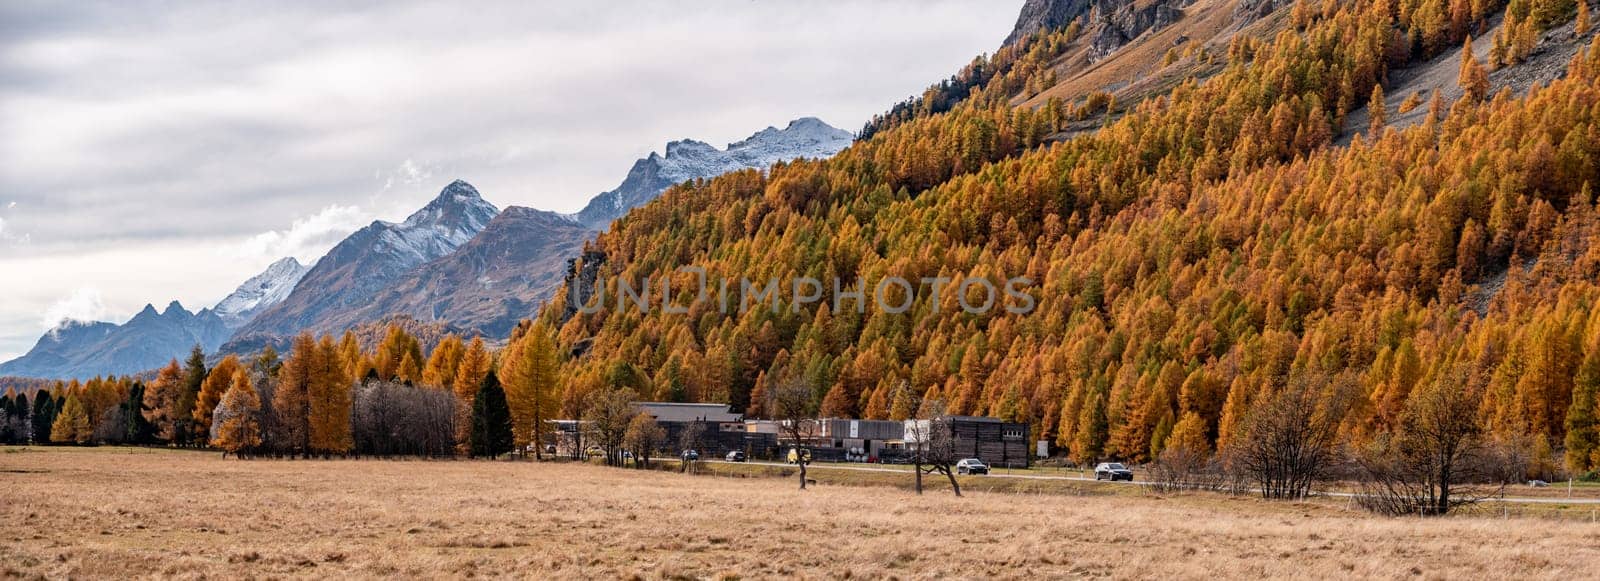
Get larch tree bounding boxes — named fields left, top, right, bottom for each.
left=502, top=322, right=560, bottom=459
left=212, top=370, right=262, bottom=458
left=143, top=359, right=185, bottom=442
left=470, top=371, right=514, bottom=458
left=1581, top=0, right=1592, bottom=36
left=422, top=334, right=464, bottom=391
left=193, top=354, right=243, bottom=440
left=50, top=394, right=90, bottom=444
left=374, top=324, right=423, bottom=382
left=396, top=351, right=423, bottom=385
left=338, top=331, right=365, bottom=384
left=275, top=333, right=318, bottom=456
left=1166, top=411, right=1210, bottom=457
left=452, top=336, right=492, bottom=451
left=1459, top=37, right=1489, bottom=101
left=1368, top=84, right=1387, bottom=137
left=308, top=335, right=353, bottom=456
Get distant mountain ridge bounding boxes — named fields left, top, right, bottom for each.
left=341, top=206, right=592, bottom=339
left=0, top=302, right=229, bottom=379
left=214, top=257, right=310, bottom=328
left=573, top=117, right=852, bottom=229
left=231, top=117, right=852, bottom=348
left=1, top=118, right=854, bottom=378
left=229, top=180, right=500, bottom=341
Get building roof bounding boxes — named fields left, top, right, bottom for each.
left=632, top=402, right=743, bottom=423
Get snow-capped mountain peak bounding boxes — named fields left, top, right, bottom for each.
left=214, top=256, right=311, bottom=329
left=227, top=180, right=503, bottom=341
left=574, top=117, right=854, bottom=229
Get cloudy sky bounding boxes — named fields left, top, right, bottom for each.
left=0, top=1, right=1022, bottom=363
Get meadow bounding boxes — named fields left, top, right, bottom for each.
left=3, top=446, right=1600, bottom=579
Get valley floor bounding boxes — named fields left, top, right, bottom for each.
left=2, top=447, right=1599, bottom=579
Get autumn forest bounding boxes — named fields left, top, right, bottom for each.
left=6, top=0, right=1600, bottom=484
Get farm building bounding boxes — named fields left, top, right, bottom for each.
left=904, top=416, right=1030, bottom=468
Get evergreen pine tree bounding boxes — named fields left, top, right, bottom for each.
left=471, top=371, right=514, bottom=458
left=31, top=391, right=55, bottom=444
left=176, top=345, right=208, bottom=446
left=124, top=382, right=153, bottom=444
left=1566, top=350, right=1600, bottom=472
left=1071, top=387, right=1108, bottom=465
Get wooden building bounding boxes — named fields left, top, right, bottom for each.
left=903, top=415, right=1030, bottom=468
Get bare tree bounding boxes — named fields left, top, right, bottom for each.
left=351, top=380, right=457, bottom=458
left=769, top=378, right=817, bottom=490
left=583, top=387, right=637, bottom=467
left=906, top=399, right=962, bottom=496
left=1236, top=371, right=1354, bottom=500
left=1355, top=365, right=1513, bottom=516
left=624, top=413, right=665, bottom=469
left=1147, top=446, right=1212, bottom=493
left=678, top=420, right=706, bottom=473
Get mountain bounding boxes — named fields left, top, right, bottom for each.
left=543, top=0, right=1600, bottom=470
left=213, top=257, right=311, bottom=328
left=229, top=180, right=499, bottom=341
left=573, top=117, right=853, bottom=229
left=0, top=302, right=230, bottom=379
left=338, top=207, right=592, bottom=339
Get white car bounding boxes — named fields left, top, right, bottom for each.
left=955, top=458, right=989, bottom=475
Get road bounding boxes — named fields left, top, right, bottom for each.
left=702, top=460, right=1600, bottom=505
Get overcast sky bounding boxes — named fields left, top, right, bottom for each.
left=0, top=0, right=1022, bottom=362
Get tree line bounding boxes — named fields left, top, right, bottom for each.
left=0, top=321, right=588, bottom=461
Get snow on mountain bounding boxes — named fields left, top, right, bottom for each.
left=225, top=180, right=501, bottom=343
left=574, top=117, right=853, bottom=229
left=0, top=302, right=230, bottom=379
left=214, top=257, right=311, bottom=329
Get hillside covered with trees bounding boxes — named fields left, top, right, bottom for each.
left=537, top=0, right=1600, bottom=477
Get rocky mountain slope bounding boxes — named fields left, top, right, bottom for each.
left=327, top=206, right=592, bottom=339
left=0, top=302, right=229, bottom=379
left=572, top=117, right=852, bottom=229
left=213, top=257, right=310, bottom=329
left=229, top=180, right=499, bottom=342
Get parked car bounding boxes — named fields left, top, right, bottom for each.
left=585, top=446, right=605, bottom=458
left=680, top=449, right=699, bottom=461
left=786, top=448, right=811, bottom=464
left=725, top=450, right=746, bottom=462
left=955, top=458, right=989, bottom=475
left=1095, top=462, right=1134, bottom=481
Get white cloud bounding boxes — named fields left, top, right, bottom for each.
left=41, top=287, right=106, bottom=330
left=0, top=215, right=29, bottom=245
left=0, top=0, right=1023, bottom=360
left=231, top=204, right=367, bottom=264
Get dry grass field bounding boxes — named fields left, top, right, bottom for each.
left=3, top=447, right=1600, bottom=579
